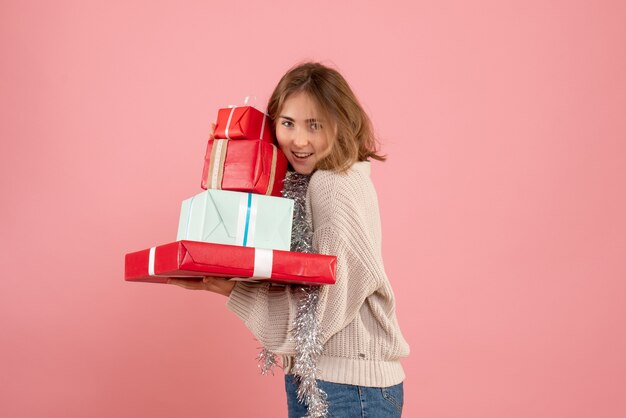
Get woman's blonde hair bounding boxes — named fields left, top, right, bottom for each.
left=267, top=62, right=385, bottom=172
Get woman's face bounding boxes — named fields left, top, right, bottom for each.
left=275, top=92, right=333, bottom=175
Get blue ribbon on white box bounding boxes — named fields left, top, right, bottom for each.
left=184, top=191, right=259, bottom=247
left=177, top=189, right=293, bottom=251
left=237, top=192, right=256, bottom=247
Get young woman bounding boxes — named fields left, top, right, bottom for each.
left=169, top=62, right=410, bottom=418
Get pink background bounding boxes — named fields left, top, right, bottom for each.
left=2, top=1, right=625, bottom=417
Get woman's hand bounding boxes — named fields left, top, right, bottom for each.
left=168, top=276, right=236, bottom=297
left=208, top=122, right=216, bottom=140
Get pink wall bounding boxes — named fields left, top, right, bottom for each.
left=2, top=1, right=625, bottom=417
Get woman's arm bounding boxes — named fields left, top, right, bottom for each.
left=227, top=165, right=386, bottom=350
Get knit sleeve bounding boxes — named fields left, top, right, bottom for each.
left=308, top=169, right=386, bottom=344
left=226, top=165, right=384, bottom=354
left=227, top=281, right=298, bottom=355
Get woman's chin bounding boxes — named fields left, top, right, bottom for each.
left=289, top=161, right=315, bottom=175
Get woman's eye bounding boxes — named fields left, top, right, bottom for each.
left=281, top=120, right=294, bottom=128
left=310, top=122, right=322, bottom=131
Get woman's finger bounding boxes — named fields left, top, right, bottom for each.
left=203, top=276, right=236, bottom=296
left=208, top=122, right=216, bottom=140
left=167, top=278, right=206, bottom=290
left=166, top=276, right=235, bottom=296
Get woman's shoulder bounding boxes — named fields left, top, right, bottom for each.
left=308, top=161, right=377, bottom=223
left=309, top=161, right=373, bottom=196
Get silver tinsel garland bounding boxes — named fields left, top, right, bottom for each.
left=291, top=286, right=327, bottom=418
left=257, top=171, right=328, bottom=418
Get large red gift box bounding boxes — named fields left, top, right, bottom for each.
left=214, top=106, right=274, bottom=142
left=125, top=240, right=337, bottom=286
left=200, top=139, right=287, bottom=196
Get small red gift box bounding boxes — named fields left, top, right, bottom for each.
left=214, top=106, right=274, bottom=142
left=200, top=139, right=287, bottom=196
left=124, top=240, right=337, bottom=286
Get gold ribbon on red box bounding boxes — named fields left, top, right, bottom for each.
left=201, top=139, right=287, bottom=196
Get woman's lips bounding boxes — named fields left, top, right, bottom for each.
left=292, top=151, right=313, bottom=159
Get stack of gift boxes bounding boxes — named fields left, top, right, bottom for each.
left=125, top=104, right=336, bottom=286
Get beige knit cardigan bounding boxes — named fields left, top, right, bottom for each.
left=227, top=161, right=410, bottom=387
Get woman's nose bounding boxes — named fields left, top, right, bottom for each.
left=292, top=130, right=309, bottom=147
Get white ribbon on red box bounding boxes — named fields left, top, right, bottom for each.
left=252, top=248, right=273, bottom=279
left=148, top=246, right=156, bottom=276
left=223, top=96, right=268, bottom=140
left=147, top=245, right=273, bottom=279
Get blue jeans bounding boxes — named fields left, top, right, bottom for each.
left=285, top=374, right=403, bottom=418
